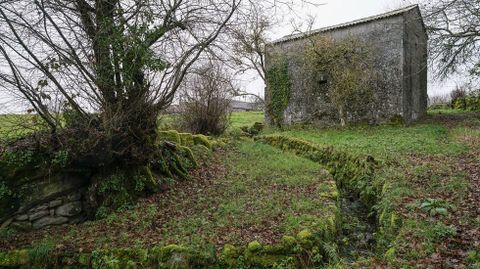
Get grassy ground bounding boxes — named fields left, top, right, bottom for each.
left=0, top=111, right=264, bottom=140
left=265, top=123, right=467, bottom=158
left=229, top=111, right=264, bottom=129
left=0, top=114, right=40, bottom=139
left=158, top=111, right=265, bottom=132
left=0, top=141, right=337, bottom=253
left=427, top=108, right=465, bottom=114
left=2, top=110, right=480, bottom=268
left=264, top=111, right=480, bottom=268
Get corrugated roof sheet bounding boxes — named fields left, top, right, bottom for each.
left=271, top=5, right=419, bottom=44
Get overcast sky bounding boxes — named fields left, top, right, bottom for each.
left=237, top=0, right=464, bottom=102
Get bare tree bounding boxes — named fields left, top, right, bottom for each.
left=230, top=5, right=270, bottom=82
left=193, top=3, right=273, bottom=106
left=424, top=0, right=480, bottom=80
left=0, top=0, right=239, bottom=164
left=178, top=61, right=235, bottom=135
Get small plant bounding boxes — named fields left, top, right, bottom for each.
left=28, top=239, right=55, bottom=267
left=466, top=249, right=480, bottom=269
left=0, top=227, right=16, bottom=240
left=140, top=204, right=158, bottom=230
left=419, top=198, right=452, bottom=216
left=51, top=150, right=69, bottom=167
left=422, top=222, right=457, bottom=246
left=240, top=122, right=265, bottom=137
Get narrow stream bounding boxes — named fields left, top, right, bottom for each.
left=337, top=191, right=377, bottom=262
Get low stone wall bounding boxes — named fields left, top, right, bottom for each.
left=6, top=191, right=86, bottom=230
left=1, top=173, right=89, bottom=230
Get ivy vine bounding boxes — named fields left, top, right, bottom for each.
left=266, top=59, right=292, bottom=127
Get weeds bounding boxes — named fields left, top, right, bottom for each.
left=419, top=198, right=452, bottom=216
left=28, top=239, right=55, bottom=267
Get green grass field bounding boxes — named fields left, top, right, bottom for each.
left=0, top=114, right=36, bottom=139
left=268, top=112, right=480, bottom=267
left=266, top=124, right=468, bottom=158
left=2, top=109, right=480, bottom=268
left=229, top=111, right=264, bottom=129
left=0, top=111, right=265, bottom=140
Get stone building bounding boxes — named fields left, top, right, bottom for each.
left=266, top=5, right=428, bottom=125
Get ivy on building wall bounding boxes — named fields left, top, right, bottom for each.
left=302, top=36, right=378, bottom=126
left=266, top=58, right=292, bottom=127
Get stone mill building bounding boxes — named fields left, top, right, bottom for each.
left=266, top=5, right=428, bottom=125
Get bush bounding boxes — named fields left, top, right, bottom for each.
left=240, top=122, right=265, bottom=137
left=428, top=94, right=450, bottom=108
left=450, top=84, right=480, bottom=111
left=450, top=86, right=467, bottom=104
left=452, top=95, right=480, bottom=111
left=178, top=62, right=234, bottom=135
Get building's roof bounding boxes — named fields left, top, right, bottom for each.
left=271, top=5, right=419, bottom=44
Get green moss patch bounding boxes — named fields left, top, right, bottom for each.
left=157, top=130, right=214, bottom=150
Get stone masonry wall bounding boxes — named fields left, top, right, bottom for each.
left=6, top=191, right=86, bottom=230
left=1, top=173, right=89, bottom=230
left=403, top=8, right=428, bottom=123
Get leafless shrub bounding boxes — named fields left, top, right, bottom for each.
left=428, top=94, right=450, bottom=108
left=450, top=86, right=468, bottom=102
left=178, top=62, right=236, bottom=135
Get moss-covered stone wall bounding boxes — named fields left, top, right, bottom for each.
left=1, top=131, right=214, bottom=231
left=1, top=173, right=89, bottom=231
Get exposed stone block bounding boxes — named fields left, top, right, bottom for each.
left=49, top=199, right=63, bottom=208
left=56, top=201, right=82, bottom=217
left=65, top=192, right=82, bottom=202
left=28, top=204, right=48, bottom=213
left=32, top=216, right=68, bottom=229
left=14, top=214, right=28, bottom=221
left=10, top=221, right=32, bottom=231
left=29, top=210, right=49, bottom=221
left=68, top=215, right=87, bottom=224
